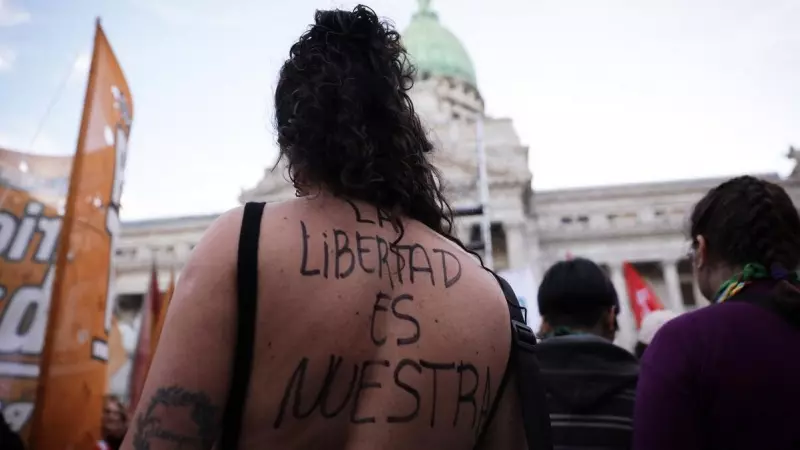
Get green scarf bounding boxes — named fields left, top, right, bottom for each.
left=714, top=263, right=800, bottom=302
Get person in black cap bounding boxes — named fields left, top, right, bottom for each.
left=535, top=257, right=639, bottom=450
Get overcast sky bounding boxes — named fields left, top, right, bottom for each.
left=1, top=0, right=798, bottom=220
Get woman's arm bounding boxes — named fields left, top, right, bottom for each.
left=121, top=207, right=244, bottom=450
left=633, top=318, right=705, bottom=450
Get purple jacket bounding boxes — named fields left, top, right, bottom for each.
left=634, top=283, right=800, bottom=450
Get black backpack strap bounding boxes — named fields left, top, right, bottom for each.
left=219, top=202, right=265, bottom=448
left=490, top=271, right=554, bottom=450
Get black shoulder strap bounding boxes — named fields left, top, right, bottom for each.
left=490, top=272, right=554, bottom=450
left=219, top=202, right=265, bottom=448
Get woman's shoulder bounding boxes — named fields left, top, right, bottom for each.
left=638, top=308, right=718, bottom=379
left=645, top=302, right=773, bottom=362
left=652, top=305, right=716, bottom=339
left=653, top=302, right=758, bottom=341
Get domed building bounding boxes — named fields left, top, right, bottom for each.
left=113, top=0, right=800, bottom=380
left=235, top=0, right=534, bottom=269
left=403, top=0, right=478, bottom=90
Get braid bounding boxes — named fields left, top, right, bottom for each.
left=691, top=176, right=800, bottom=269
left=744, top=181, right=800, bottom=268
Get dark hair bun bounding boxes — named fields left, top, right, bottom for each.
left=314, top=5, right=381, bottom=43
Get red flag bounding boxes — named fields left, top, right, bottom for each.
left=623, top=261, right=665, bottom=328
left=128, top=263, right=160, bottom=413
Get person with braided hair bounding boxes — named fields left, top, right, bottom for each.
left=633, top=175, right=800, bottom=450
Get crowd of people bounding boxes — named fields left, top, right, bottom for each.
left=534, top=171, right=800, bottom=449
left=2, top=4, right=799, bottom=449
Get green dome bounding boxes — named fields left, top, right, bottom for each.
left=402, top=0, right=477, bottom=88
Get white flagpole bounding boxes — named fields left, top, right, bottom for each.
left=476, top=114, right=493, bottom=269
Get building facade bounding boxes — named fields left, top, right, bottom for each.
left=113, top=1, right=800, bottom=356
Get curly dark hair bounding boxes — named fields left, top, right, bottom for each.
left=274, top=5, right=455, bottom=238
left=690, top=175, right=800, bottom=323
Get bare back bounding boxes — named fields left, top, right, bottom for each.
left=240, top=196, right=523, bottom=448
left=122, top=195, right=525, bottom=450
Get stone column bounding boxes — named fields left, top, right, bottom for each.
left=525, top=220, right=545, bottom=284
left=609, top=263, right=636, bottom=351
left=662, top=259, right=685, bottom=313
left=504, top=222, right=527, bottom=270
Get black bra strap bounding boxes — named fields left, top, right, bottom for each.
left=219, top=202, right=265, bottom=448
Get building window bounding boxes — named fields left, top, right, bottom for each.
left=491, top=223, right=508, bottom=271
left=114, top=247, right=136, bottom=258
left=116, top=294, right=144, bottom=313
left=467, top=223, right=509, bottom=270
left=468, top=225, right=482, bottom=250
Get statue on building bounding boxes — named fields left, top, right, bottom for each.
left=788, top=146, right=800, bottom=178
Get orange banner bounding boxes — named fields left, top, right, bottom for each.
left=0, top=147, right=72, bottom=440
left=29, top=20, right=133, bottom=449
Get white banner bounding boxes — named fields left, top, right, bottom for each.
left=498, top=266, right=541, bottom=333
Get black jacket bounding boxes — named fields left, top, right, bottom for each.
left=0, top=415, right=25, bottom=450
left=535, top=334, right=639, bottom=450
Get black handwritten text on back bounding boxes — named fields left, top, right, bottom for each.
left=278, top=201, right=492, bottom=434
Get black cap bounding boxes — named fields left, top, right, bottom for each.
left=538, top=257, right=619, bottom=317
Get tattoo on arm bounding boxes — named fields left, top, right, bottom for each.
left=131, top=385, right=219, bottom=450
